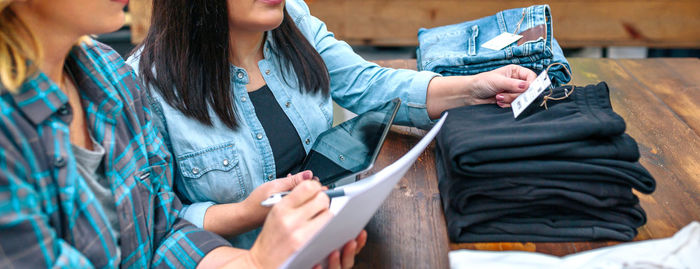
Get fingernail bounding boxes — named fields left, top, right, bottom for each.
left=496, top=94, right=504, bottom=101
left=302, top=170, right=313, bottom=179
left=313, top=176, right=320, bottom=181
left=519, top=81, right=527, bottom=89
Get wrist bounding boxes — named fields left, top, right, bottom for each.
left=239, top=197, right=267, bottom=227
left=426, top=76, right=473, bottom=118
left=204, top=202, right=258, bottom=237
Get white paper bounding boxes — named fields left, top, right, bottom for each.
left=281, top=114, right=448, bottom=269
left=511, top=70, right=551, bottom=118
left=481, top=33, right=523, bottom=51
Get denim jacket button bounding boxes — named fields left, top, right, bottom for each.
left=267, top=174, right=274, bottom=180
left=265, top=70, right=271, bottom=75
left=305, top=138, right=310, bottom=145
left=192, top=167, right=200, bottom=175
left=285, top=101, right=291, bottom=108
left=223, top=159, right=230, bottom=166
left=339, top=155, right=345, bottom=161
left=241, top=97, right=247, bottom=102
left=236, top=72, right=244, bottom=79
left=256, top=133, right=264, bottom=140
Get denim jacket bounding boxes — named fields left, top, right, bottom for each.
left=127, top=0, right=438, bottom=248
left=417, top=5, right=571, bottom=86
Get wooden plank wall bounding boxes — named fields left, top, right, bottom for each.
left=128, top=0, right=152, bottom=45
left=128, top=0, right=700, bottom=48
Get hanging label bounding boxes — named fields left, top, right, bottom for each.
left=481, top=33, right=523, bottom=51
left=511, top=70, right=551, bottom=118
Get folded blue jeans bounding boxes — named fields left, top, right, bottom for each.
left=417, top=5, right=571, bottom=86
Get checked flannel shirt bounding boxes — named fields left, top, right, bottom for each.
left=0, top=40, right=230, bottom=268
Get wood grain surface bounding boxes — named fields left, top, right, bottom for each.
left=127, top=0, right=700, bottom=48
left=356, top=58, right=700, bottom=267
left=304, top=0, right=700, bottom=48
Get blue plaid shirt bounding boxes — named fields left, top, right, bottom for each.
left=0, top=41, right=229, bottom=268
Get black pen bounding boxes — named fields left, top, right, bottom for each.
left=260, top=188, right=346, bottom=207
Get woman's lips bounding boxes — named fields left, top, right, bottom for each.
left=111, top=0, right=129, bottom=6
left=259, top=0, right=283, bottom=5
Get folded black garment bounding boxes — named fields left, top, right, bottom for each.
left=448, top=177, right=638, bottom=202
left=446, top=157, right=656, bottom=194
left=444, top=179, right=639, bottom=213
left=451, top=196, right=647, bottom=228
left=436, top=147, right=647, bottom=242
left=437, top=82, right=631, bottom=164
left=449, top=217, right=639, bottom=242
left=459, top=134, right=640, bottom=164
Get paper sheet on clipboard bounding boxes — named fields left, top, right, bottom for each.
left=281, top=113, right=448, bottom=268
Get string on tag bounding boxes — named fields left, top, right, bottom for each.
left=539, top=62, right=574, bottom=110
left=512, top=9, right=527, bottom=34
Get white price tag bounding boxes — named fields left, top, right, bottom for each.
left=481, top=33, right=523, bottom=51
left=511, top=70, right=551, bottom=118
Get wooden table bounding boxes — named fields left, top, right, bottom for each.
left=356, top=58, right=700, bottom=268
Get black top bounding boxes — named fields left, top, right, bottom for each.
left=248, top=85, right=306, bottom=178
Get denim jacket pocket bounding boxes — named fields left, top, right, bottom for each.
left=177, top=143, right=246, bottom=202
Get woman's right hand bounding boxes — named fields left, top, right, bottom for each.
left=203, top=171, right=314, bottom=237
left=240, top=170, right=315, bottom=227
left=248, top=180, right=333, bottom=268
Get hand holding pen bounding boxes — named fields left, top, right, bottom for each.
left=261, top=188, right=347, bottom=207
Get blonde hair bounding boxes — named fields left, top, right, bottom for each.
left=0, top=0, right=41, bottom=94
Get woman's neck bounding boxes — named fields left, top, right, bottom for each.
left=228, top=29, right=265, bottom=69
left=13, top=6, right=79, bottom=84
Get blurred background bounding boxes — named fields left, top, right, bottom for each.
left=106, top=0, right=700, bottom=59
left=104, top=0, right=700, bottom=123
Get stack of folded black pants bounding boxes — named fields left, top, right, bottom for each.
left=436, top=82, right=656, bottom=242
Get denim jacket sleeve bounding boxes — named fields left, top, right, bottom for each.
left=286, top=0, right=440, bottom=129
left=126, top=55, right=215, bottom=229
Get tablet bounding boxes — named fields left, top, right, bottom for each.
left=299, top=98, right=401, bottom=186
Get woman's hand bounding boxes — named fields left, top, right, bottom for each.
left=241, top=170, right=315, bottom=226
left=248, top=180, right=334, bottom=268
left=319, top=230, right=368, bottom=269
left=203, top=170, right=314, bottom=237
left=425, top=64, right=537, bottom=118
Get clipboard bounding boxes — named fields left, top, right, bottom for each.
left=281, top=113, right=448, bottom=268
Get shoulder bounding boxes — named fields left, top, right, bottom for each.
left=285, top=0, right=312, bottom=24
left=79, top=38, right=130, bottom=73
left=76, top=39, right=150, bottom=116
left=284, top=0, right=330, bottom=43
left=76, top=39, right=141, bottom=91
left=125, top=46, right=143, bottom=75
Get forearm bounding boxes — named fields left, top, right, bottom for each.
left=203, top=202, right=263, bottom=237
left=425, top=76, right=474, bottom=119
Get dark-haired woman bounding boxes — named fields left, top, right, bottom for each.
left=0, top=0, right=357, bottom=267
left=128, top=0, right=535, bottom=255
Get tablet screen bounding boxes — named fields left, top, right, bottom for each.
left=300, top=98, right=401, bottom=186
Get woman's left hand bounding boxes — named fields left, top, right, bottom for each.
left=425, top=64, right=537, bottom=118
left=314, top=230, right=368, bottom=269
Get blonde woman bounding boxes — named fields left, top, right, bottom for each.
left=0, top=0, right=363, bottom=268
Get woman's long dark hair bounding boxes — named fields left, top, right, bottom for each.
left=134, top=0, right=329, bottom=130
